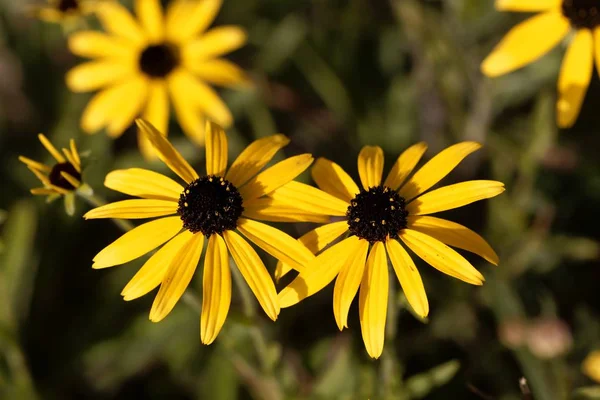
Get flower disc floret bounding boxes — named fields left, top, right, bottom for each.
left=562, top=0, right=600, bottom=29
left=139, top=43, right=180, bottom=78
left=178, top=175, right=244, bottom=236
left=346, top=185, right=408, bottom=243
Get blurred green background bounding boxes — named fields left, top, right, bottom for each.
left=1, top=0, right=600, bottom=399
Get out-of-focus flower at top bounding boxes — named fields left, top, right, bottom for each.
left=481, top=0, right=600, bottom=128
left=274, top=142, right=504, bottom=358
left=30, top=0, right=107, bottom=25
left=84, top=119, right=316, bottom=344
left=66, top=0, right=250, bottom=159
left=583, top=350, right=600, bottom=383
left=19, top=134, right=90, bottom=216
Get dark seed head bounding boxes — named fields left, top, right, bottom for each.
left=178, top=175, right=244, bottom=236
left=58, top=0, right=79, bottom=12
left=562, top=0, right=600, bottom=29
left=139, top=43, right=179, bottom=78
left=49, top=162, right=80, bottom=190
left=346, top=185, right=408, bottom=243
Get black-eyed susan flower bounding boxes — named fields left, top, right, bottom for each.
left=583, top=350, right=600, bottom=383
left=19, top=134, right=88, bottom=216
left=32, top=0, right=106, bottom=24
left=481, top=0, right=600, bottom=128
left=274, top=142, right=504, bottom=358
left=84, top=119, right=317, bottom=344
left=66, top=0, right=249, bottom=158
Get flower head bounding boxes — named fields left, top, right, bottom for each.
left=32, top=0, right=106, bottom=24
left=274, top=142, right=504, bottom=358
left=481, top=0, right=600, bottom=128
left=84, top=119, right=316, bottom=344
left=583, top=350, right=600, bottom=383
left=66, top=0, right=249, bottom=158
left=19, top=134, right=85, bottom=216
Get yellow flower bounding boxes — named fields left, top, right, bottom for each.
left=583, top=350, right=600, bottom=383
left=32, top=0, right=106, bottom=24
left=481, top=0, right=599, bottom=128
left=84, top=119, right=316, bottom=344
left=275, top=142, right=504, bottom=358
left=19, top=134, right=85, bottom=216
left=66, top=0, right=249, bottom=158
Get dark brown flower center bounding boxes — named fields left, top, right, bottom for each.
left=346, top=185, right=408, bottom=243
left=562, top=0, right=600, bottom=29
left=58, top=0, right=79, bottom=12
left=139, top=43, right=179, bottom=78
left=49, top=162, right=80, bottom=190
left=178, top=176, right=244, bottom=236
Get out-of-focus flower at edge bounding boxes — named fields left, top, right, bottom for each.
left=84, top=119, right=318, bottom=344
left=66, top=0, right=250, bottom=159
left=481, top=0, right=599, bottom=128
left=30, top=0, right=108, bottom=24
left=18, top=134, right=91, bottom=216
left=274, top=142, right=505, bottom=358
left=525, top=317, right=573, bottom=359
left=583, top=350, right=600, bottom=383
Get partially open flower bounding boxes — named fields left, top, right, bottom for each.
left=19, top=134, right=89, bottom=216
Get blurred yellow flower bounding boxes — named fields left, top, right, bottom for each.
left=32, top=0, right=106, bottom=24
left=18, top=134, right=84, bottom=216
left=481, top=0, right=599, bottom=128
left=275, top=142, right=504, bottom=358
left=85, top=119, right=315, bottom=344
left=66, top=0, right=249, bottom=158
left=583, top=350, right=600, bottom=383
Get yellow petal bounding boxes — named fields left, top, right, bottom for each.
left=187, top=58, right=250, bottom=87
left=61, top=148, right=80, bottom=173
left=242, top=198, right=331, bottom=224
left=383, top=142, right=428, bottom=190
left=135, top=0, right=163, bottom=42
left=30, top=187, right=56, bottom=196
left=175, top=69, right=233, bottom=127
left=167, top=71, right=206, bottom=146
left=68, top=31, right=134, bottom=59
left=150, top=232, right=204, bottom=322
left=136, top=119, right=199, bottom=184
left=399, top=142, right=481, bottom=201
left=60, top=171, right=80, bottom=188
left=236, top=218, right=313, bottom=273
left=407, top=216, right=499, bottom=265
left=278, top=236, right=361, bottom=308
left=205, top=121, right=228, bottom=177
left=311, top=158, right=360, bottom=202
left=121, top=231, right=191, bottom=301
left=105, top=168, right=183, bottom=201
left=358, top=242, right=389, bottom=359
left=84, top=199, right=178, bottom=219
left=239, top=154, right=314, bottom=200
left=182, top=26, right=247, bottom=61
left=557, top=28, right=593, bottom=128
left=333, top=239, right=369, bottom=330
left=166, top=0, right=223, bottom=43
left=81, top=77, right=148, bottom=137
left=38, top=134, right=65, bottom=163
left=201, top=234, right=231, bottom=344
left=496, top=0, right=561, bottom=11
left=582, top=350, right=600, bottom=384
left=407, top=180, right=505, bottom=215
left=481, top=12, right=570, bottom=77
left=66, top=61, right=134, bottom=92
left=93, top=216, right=183, bottom=269
left=275, top=221, right=348, bottom=281
left=385, top=239, right=428, bottom=318
left=223, top=230, right=279, bottom=320
left=357, top=146, right=384, bottom=190
left=267, top=181, right=348, bottom=216
left=399, top=229, right=484, bottom=285
left=70, top=139, right=81, bottom=167
left=140, top=80, right=170, bottom=160
left=95, top=2, right=146, bottom=46
left=18, top=156, right=50, bottom=172
left=225, top=134, right=290, bottom=187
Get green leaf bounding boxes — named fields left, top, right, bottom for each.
left=405, top=360, right=460, bottom=399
